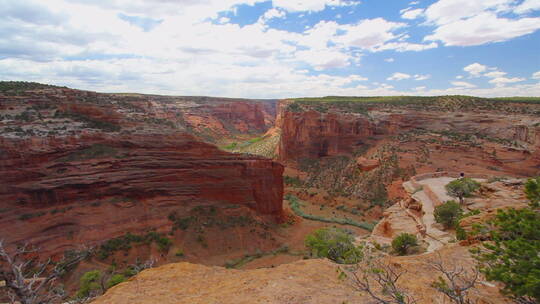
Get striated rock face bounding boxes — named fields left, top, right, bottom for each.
left=0, top=133, right=283, bottom=257
left=0, top=85, right=283, bottom=259
left=276, top=99, right=540, bottom=176
left=0, top=87, right=277, bottom=144
left=277, top=101, right=375, bottom=162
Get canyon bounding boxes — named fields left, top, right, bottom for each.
left=1, top=82, right=540, bottom=303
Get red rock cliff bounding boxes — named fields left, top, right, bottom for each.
left=276, top=100, right=375, bottom=162
left=0, top=133, right=283, bottom=257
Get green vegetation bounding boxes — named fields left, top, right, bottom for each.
left=473, top=207, right=540, bottom=302
left=50, top=206, right=74, bottom=215
left=434, top=201, right=463, bottom=229
left=175, top=249, right=185, bottom=257
left=77, top=270, right=102, bottom=298
left=224, top=246, right=291, bottom=269
left=0, top=81, right=64, bottom=93
left=168, top=206, right=258, bottom=233
left=287, top=95, right=540, bottom=117
left=524, top=177, right=540, bottom=208
left=106, top=274, right=126, bottom=289
left=59, top=144, right=117, bottom=162
left=97, top=232, right=172, bottom=260
left=54, top=111, right=121, bottom=132
left=18, top=211, right=46, bottom=221
left=305, top=227, right=363, bottom=264
left=284, top=175, right=303, bottom=187
left=471, top=177, right=540, bottom=303
left=445, top=178, right=480, bottom=204
left=286, top=194, right=375, bottom=231
left=391, top=233, right=418, bottom=256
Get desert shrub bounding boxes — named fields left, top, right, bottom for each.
left=391, top=233, right=418, bottom=256
left=175, top=249, right=185, bottom=257
left=445, top=178, right=480, bottom=203
left=472, top=204, right=540, bottom=303
left=456, top=225, right=467, bottom=241
left=287, top=103, right=302, bottom=112
left=77, top=270, right=102, bottom=298
left=284, top=176, right=303, bottom=187
left=106, top=274, right=126, bottom=289
left=525, top=177, right=540, bottom=208
left=434, top=201, right=463, bottom=229
left=305, top=227, right=363, bottom=264
left=18, top=211, right=46, bottom=221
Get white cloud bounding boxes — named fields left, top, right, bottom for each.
left=456, top=75, right=464, bottom=79
left=331, top=18, right=438, bottom=52
left=271, top=0, right=357, bottom=12
left=424, top=0, right=514, bottom=25
left=533, top=71, right=540, bottom=79
left=414, top=74, right=431, bottom=81
left=489, top=76, right=526, bottom=86
left=452, top=81, right=476, bottom=88
left=387, top=72, right=411, bottom=81
left=401, top=8, right=424, bottom=20
left=261, top=8, right=286, bottom=20
left=464, top=63, right=488, bottom=77
left=515, top=0, right=540, bottom=14
left=295, top=48, right=352, bottom=70
left=425, top=12, right=540, bottom=46
left=423, top=0, right=540, bottom=46
left=484, top=71, right=507, bottom=78
left=385, top=58, right=395, bottom=62
left=334, top=18, right=405, bottom=50
left=375, top=41, right=438, bottom=52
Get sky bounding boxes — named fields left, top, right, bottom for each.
left=1, top=0, right=540, bottom=98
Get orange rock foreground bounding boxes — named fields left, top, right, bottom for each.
left=93, top=245, right=506, bottom=304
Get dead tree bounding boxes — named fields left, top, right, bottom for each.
left=0, top=240, right=90, bottom=304
left=427, top=255, right=480, bottom=304
left=341, top=260, right=417, bottom=304
left=128, top=257, right=156, bottom=275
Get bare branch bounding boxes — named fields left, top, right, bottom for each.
left=341, top=260, right=417, bottom=304
left=0, top=239, right=89, bottom=304
left=427, top=253, right=480, bottom=304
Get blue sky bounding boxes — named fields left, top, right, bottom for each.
left=0, top=0, right=539, bottom=98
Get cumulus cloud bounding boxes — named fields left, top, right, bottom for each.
left=514, top=0, right=540, bottom=14
left=295, top=48, right=351, bottom=70
left=464, top=63, right=488, bottom=77
left=0, top=0, right=536, bottom=98
left=484, top=71, right=507, bottom=78
left=414, top=74, right=431, bottom=81
left=423, top=0, right=540, bottom=46
left=489, top=76, right=525, bottom=86
left=261, top=8, right=286, bottom=20
left=387, top=72, right=411, bottom=81
left=400, top=8, right=424, bottom=20
left=331, top=18, right=437, bottom=52
left=533, top=71, right=540, bottom=79
left=452, top=81, right=476, bottom=88
left=271, top=0, right=357, bottom=12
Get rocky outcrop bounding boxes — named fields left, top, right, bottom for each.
left=276, top=100, right=540, bottom=177
left=276, top=101, right=375, bottom=162
left=92, top=246, right=507, bottom=304
left=356, top=157, right=379, bottom=171
left=0, top=87, right=277, bottom=143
